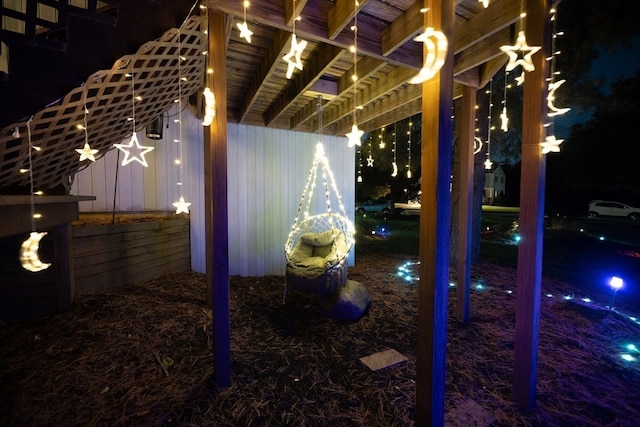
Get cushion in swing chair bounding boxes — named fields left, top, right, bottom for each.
left=286, top=229, right=349, bottom=294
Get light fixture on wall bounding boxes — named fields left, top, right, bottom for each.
left=145, top=114, right=164, bottom=140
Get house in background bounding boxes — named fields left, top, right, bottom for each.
left=484, top=165, right=506, bottom=205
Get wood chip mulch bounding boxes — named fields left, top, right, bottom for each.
left=1, top=253, right=639, bottom=426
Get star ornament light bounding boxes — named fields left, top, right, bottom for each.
left=366, top=154, right=374, bottom=167
left=346, top=124, right=364, bottom=147
left=500, top=107, right=509, bottom=132
left=283, top=34, right=307, bottom=79
left=172, top=196, right=191, bottom=214
left=409, top=27, right=448, bottom=84
left=114, top=132, right=155, bottom=167
left=540, top=135, right=564, bottom=154
left=237, top=21, right=253, bottom=43
left=500, top=31, right=541, bottom=72
left=76, top=142, right=99, bottom=162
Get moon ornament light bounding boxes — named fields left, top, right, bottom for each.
left=410, top=27, right=448, bottom=84
left=20, top=232, right=51, bottom=272
left=547, top=79, right=570, bottom=117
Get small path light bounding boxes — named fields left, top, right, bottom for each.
left=609, top=276, right=624, bottom=310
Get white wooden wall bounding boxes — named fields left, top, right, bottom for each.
left=72, top=105, right=355, bottom=276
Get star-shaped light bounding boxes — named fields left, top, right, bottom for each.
left=172, top=196, right=191, bottom=214
left=500, top=31, right=541, bottom=72
left=366, top=154, right=374, bottom=167
left=113, top=132, right=155, bottom=167
left=547, top=79, right=571, bottom=117
left=409, top=27, right=448, bottom=84
left=540, top=135, right=564, bottom=154
left=236, top=21, right=253, bottom=43
left=283, top=34, right=307, bottom=79
left=484, top=157, right=493, bottom=170
left=500, top=107, right=509, bottom=132
left=346, top=124, right=364, bottom=147
left=76, top=143, right=99, bottom=162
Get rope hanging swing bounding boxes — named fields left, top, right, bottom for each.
left=284, top=97, right=355, bottom=295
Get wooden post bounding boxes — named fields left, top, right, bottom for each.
left=205, top=10, right=231, bottom=388
left=416, top=0, right=454, bottom=424
left=455, top=85, right=476, bottom=323
left=513, top=0, right=550, bottom=409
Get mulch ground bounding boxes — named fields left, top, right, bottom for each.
left=1, top=252, right=640, bottom=426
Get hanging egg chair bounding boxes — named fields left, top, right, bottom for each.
left=284, top=134, right=355, bottom=295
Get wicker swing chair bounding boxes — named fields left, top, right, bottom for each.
left=284, top=141, right=355, bottom=294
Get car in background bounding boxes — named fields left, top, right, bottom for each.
left=588, top=200, right=640, bottom=220
left=355, top=198, right=392, bottom=214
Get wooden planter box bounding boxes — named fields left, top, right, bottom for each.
left=73, top=214, right=191, bottom=294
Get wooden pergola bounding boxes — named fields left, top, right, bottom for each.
left=0, top=0, right=553, bottom=423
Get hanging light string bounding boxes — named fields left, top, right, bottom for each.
left=391, top=122, right=398, bottom=177
left=346, top=0, right=363, bottom=146
left=26, top=116, right=37, bottom=232
left=540, top=6, right=568, bottom=154
left=406, top=119, right=412, bottom=178
left=485, top=79, right=493, bottom=170
left=500, top=69, right=510, bottom=132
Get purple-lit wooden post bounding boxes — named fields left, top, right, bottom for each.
left=513, top=0, right=551, bottom=409
left=416, top=0, right=454, bottom=424
left=206, top=10, right=231, bottom=388
left=456, top=85, right=477, bottom=323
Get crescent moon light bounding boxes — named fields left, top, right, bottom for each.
left=547, top=79, right=571, bottom=117
left=474, top=137, right=483, bottom=154
left=20, top=232, right=51, bottom=272
left=409, top=27, right=448, bottom=84
left=391, top=162, right=398, bottom=177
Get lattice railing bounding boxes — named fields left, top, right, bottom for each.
left=0, top=14, right=205, bottom=192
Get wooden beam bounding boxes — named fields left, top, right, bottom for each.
left=206, top=10, right=231, bottom=389
left=380, top=0, right=423, bottom=56
left=479, top=55, right=509, bottom=89
left=332, top=82, right=422, bottom=135
left=454, top=26, right=511, bottom=75
left=456, top=85, right=476, bottom=323
left=263, top=43, right=344, bottom=126
left=454, top=0, right=520, bottom=54
left=327, top=0, right=370, bottom=40
left=454, top=68, right=480, bottom=88
left=208, top=0, right=422, bottom=69
left=416, top=0, right=454, bottom=424
left=238, top=30, right=292, bottom=123
left=513, top=0, right=550, bottom=410
left=324, top=65, right=418, bottom=130
left=284, top=0, right=308, bottom=27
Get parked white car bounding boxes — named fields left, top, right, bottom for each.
left=588, top=200, right=640, bottom=220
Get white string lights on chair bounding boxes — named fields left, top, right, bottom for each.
left=236, top=0, right=253, bottom=43
left=75, top=85, right=98, bottom=162
left=19, top=117, right=51, bottom=273
left=172, top=30, right=191, bottom=215
left=409, top=3, right=448, bottom=84
left=113, top=63, right=155, bottom=167
left=541, top=6, right=569, bottom=154
left=283, top=0, right=307, bottom=79
left=346, top=0, right=363, bottom=147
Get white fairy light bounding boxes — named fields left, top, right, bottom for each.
left=76, top=87, right=98, bottom=162
left=236, top=1, right=253, bottom=43
left=114, top=65, right=155, bottom=166
left=500, top=31, right=541, bottom=72
left=283, top=0, right=307, bottom=79
left=346, top=0, right=363, bottom=147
